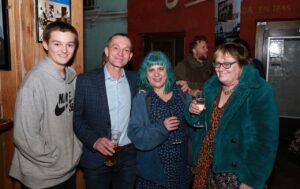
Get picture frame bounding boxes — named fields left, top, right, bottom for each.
left=36, top=0, right=71, bottom=42
left=215, top=0, right=241, bottom=46
left=0, top=0, right=11, bottom=70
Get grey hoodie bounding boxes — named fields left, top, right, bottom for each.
left=9, top=57, right=82, bottom=188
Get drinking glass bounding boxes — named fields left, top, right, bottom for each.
left=196, top=97, right=205, bottom=111
left=103, top=130, right=121, bottom=167
left=169, top=110, right=182, bottom=145
left=193, top=91, right=206, bottom=128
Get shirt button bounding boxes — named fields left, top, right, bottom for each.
left=231, top=162, right=237, bottom=167
left=231, top=138, right=237, bottom=144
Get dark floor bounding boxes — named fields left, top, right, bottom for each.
left=267, top=140, right=300, bottom=189
left=267, top=118, right=300, bottom=189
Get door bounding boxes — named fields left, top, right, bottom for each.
left=141, top=32, right=185, bottom=68
left=255, top=21, right=300, bottom=188
left=256, top=20, right=300, bottom=129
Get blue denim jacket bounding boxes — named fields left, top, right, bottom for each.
left=128, top=90, right=192, bottom=186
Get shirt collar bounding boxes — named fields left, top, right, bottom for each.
left=104, top=64, right=126, bottom=81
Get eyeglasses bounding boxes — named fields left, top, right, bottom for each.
left=213, top=61, right=237, bottom=69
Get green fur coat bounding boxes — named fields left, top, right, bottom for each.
left=186, top=64, right=279, bottom=189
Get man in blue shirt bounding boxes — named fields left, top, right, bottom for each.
left=73, top=33, right=137, bottom=189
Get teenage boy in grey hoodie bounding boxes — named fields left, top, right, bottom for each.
left=9, top=21, right=82, bottom=189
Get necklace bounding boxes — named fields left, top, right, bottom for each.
left=222, top=85, right=238, bottom=96
left=222, top=87, right=234, bottom=95
left=222, top=80, right=239, bottom=96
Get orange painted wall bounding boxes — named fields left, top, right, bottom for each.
left=128, top=0, right=300, bottom=70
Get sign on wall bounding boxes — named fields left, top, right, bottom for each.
left=215, top=0, right=241, bottom=46
left=36, top=0, right=71, bottom=42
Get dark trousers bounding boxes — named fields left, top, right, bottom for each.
left=84, top=145, right=136, bottom=189
left=21, top=174, right=76, bottom=189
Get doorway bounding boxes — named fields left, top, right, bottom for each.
left=256, top=20, right=300, bottom=120
left=140, top=32, right=185, bottom=68
left=256, top=20, right=300, bottom=188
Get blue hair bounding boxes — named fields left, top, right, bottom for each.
left=137, top=51, right=176, bottom=93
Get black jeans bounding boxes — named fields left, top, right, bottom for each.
left=84, top=145, right=136, bottom=189
left=21, top=173, right=76, bottom=189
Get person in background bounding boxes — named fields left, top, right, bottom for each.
left=73, top=33, right=137, bottom=189
left=128, top=51, right=193, bottom=189
left=174, top=35, right=214, bottom=97
left=233, top=38, right=266, bottom=79
left=9, top=21, right=82, bottom=189
left=187, top=43, right=279, bottom=189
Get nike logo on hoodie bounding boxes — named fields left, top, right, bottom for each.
left=55, top=91, right=74, bottom=116
left=55, top=102, right=66, bottom=116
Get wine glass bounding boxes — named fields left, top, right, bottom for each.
left=196, top=97, right=205, bottom=111
left=169, top=109, right=182, bottom=145
left=193, top=91, right=206, bottom=128
left=103, top=130, right=121, bottom=167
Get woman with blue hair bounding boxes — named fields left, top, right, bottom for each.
left=128, top=51, right=192, bottom=188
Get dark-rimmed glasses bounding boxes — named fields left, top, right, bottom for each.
left=213, top=61, right=236, bottom=69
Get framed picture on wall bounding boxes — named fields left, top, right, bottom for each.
left=36, top=0, right=71, bottom=42
left=0, top=0, right=10, bottom=70
left=215, top=0, right=241, bottom=46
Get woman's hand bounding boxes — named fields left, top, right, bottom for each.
left=163, top=116, right=180, bottom=131
left=239, top=183, right=253, bottom=189
left=189, top=100, right=204, bottom=114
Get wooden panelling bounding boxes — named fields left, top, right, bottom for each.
left=0, top=0, right=84, bottom=189
left=71, top=0, right=84, bottom=74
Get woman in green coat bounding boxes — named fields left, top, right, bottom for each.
left=187, top=43, right=279, bottom=189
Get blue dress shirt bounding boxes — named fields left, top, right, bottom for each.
left=104, top=65, right=131, bottom=146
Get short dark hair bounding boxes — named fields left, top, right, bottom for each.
left=106, top=33, right=133, bottom=51
left=233, top=38, right=250, bottom=57
left=43, top=21, right=78, bottom=46
left=189, top=35, right=207, bottom=52
left=213, top=42, right=249, bottom=67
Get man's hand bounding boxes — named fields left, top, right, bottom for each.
left=176, top=80, right=191, bottom=93
left=189, top=89, right=201, bottom=98
left=94, top=137, right=116, bottom=156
